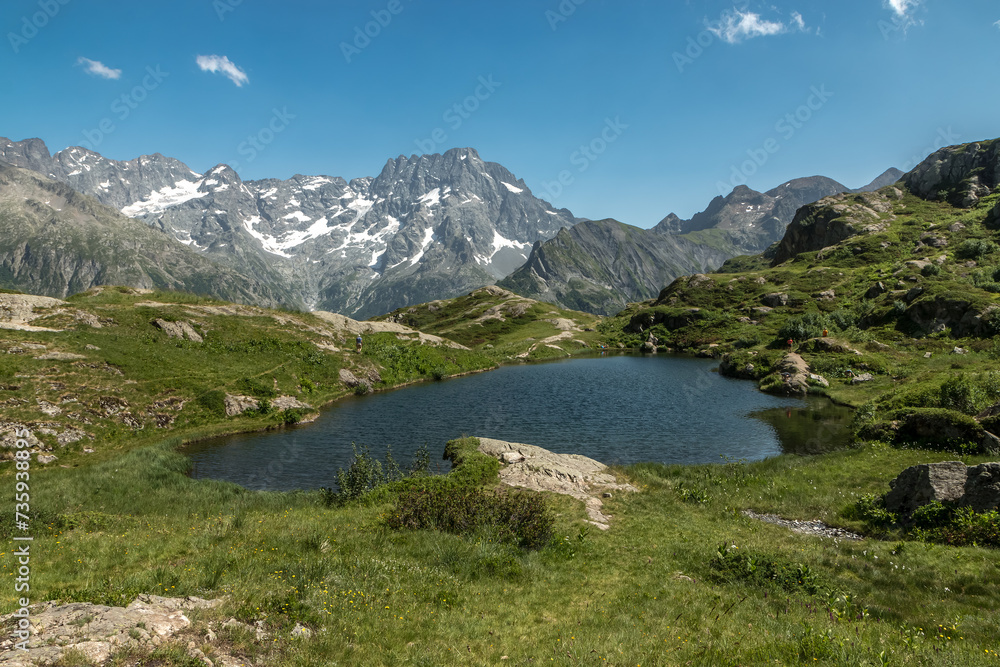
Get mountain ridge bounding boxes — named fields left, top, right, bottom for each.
left=0, top=138, right=579, bottom=317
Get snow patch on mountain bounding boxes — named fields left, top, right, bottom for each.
left=121, top=179, right=207, bottom=218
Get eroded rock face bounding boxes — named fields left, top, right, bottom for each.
left=769, top=189, right=900, bottom=266
left=884, top=461, right=969, bottom=515
left=476, top=437, right=638, bottom=530
left=151, top=318, right=203, bottom=343
left=884, top=461, right=1000, bottom=515
left=902, top=140, right=1000, bottom=206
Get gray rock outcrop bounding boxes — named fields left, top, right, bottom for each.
left=151, top=318, right=203, bottom=342
left=902, top=139, right=1000, bottom=206
left=884, top=461, right=1000, bottom=515
left=0, top=595, right=229, bottom=666
left=476, top=437, right=638, bottom=530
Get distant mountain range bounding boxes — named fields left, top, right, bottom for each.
left=0, top=161, right=289, bottom=306
left=0, top=138, right=578, bottom=317
left=499, top=170, right=902, bottom=315
left=0, top=135, right=901, bottom=317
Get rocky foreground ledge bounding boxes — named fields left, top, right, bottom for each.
left=0, top=594, right=261, bottom=666
left=475, top=437, right=638, bottom=530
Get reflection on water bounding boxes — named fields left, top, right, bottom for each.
left=751, top=398, right=855, bottom=455
left=184, top=354, right=853, bottom=491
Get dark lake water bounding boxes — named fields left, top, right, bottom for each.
left=184, top=354, right=853, bottom=491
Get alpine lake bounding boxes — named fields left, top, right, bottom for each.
left=184, top=353, right=854, bottom=491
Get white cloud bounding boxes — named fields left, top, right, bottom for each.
left=791, top=11, right=807, bottom=32
left=995, top=19, right=1000, bottom=29
left=707, top=10, right=788, bottom=44
left=76, top=57, right=121, bottom=80
left=196, top=54, right=249, bottom=87
left=885, top=0, right=920, bottom=18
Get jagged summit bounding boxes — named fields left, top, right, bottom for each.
left=0, top=138, right=575, bottom=318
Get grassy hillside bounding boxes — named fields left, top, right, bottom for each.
left=372, top=285, right=604, bottom=359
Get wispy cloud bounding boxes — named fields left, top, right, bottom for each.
left=885, top=0, right=920, bottom=19
left=707, top=10, right=804, bottom=44
left=196, top=54, right=249, bottom=87
left=76, top=57, right=121, bottom=80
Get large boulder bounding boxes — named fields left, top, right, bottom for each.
left=963, top=462, right=1000, bottom=512
left=884, top=461, right=1000, bottom=516
left=884, top=461, right=969, bottom=515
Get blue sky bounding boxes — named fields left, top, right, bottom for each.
left=2, top=0, right=998, bottom=226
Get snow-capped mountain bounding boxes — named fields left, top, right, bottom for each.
left=0, top=138, right=578, bottom=317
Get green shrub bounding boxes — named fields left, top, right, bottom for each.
left=325, top=443, right=433, bottom=506
left=386, top=486, right=554, bottom=550
left=957, top=239, right=998, bottom=259
left=911, top=500, right=955, bottom=529
left=196, top=390, right=227, bottom=417
left=939, top=373, right=1000, bottom=415
left=777, top=312, right=829, bottom=342
left=711, top=543, right=825, bottom=595
left=281, top=408, right=306, bottom=425
left=910, top=507, right=1000, bottom=548
left=236, top=376, right=278, bottom=399
left=921, top=263, right=941, bottom=277
left=844, top=493, right=897, bottom=529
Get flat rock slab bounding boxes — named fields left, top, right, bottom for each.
left=0, top=595, right=223, bottom=666
left=476, top=437, right=638, bottom=529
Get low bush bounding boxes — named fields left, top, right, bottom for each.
left=711, top=543, right=825, bottom=595
left=324, top=443, right=430, bottom=506
left=844, top=493, right=897, bottom=529
left=236, top=376, right=278, bottom=399
left=777, top=312, right=829, bottom=342
left=196, top=389, right=227, bottom=417
left=386, top=486, right=554, bottom=549
left=957, top=239, right=998, bottom=259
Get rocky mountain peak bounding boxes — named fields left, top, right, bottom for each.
left=902, top=139, right=1000, bottom=207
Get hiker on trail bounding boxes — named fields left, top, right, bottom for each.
left=356, top=334, right=363, bottom=353
left=787, top=338, right=794, bottom=350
